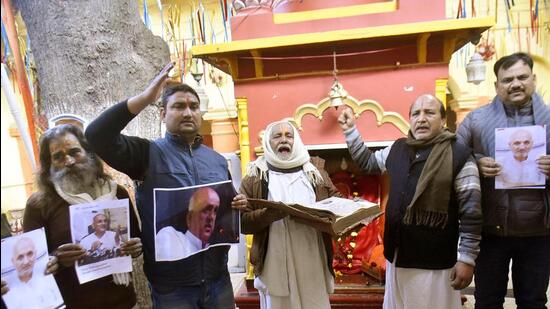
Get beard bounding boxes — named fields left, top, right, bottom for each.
left=50, top=156, right=100, bottom=195
left=276, top=152, right=291, bottom=160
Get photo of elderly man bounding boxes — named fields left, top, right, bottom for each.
left=1, top=229, right=63, bottom=309
left=78, top=211, right=125, bottom=266
left=156, top=187, right=220, bottom=260
left=495, top=126, right=546, bottom=189
left=155, top=181, right=238, bottom=262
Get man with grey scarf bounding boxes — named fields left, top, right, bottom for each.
left=457, top=52, right=550, bottom=309
left=339, top=94, right=482, bottom=309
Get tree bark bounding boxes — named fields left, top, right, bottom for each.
left=15, top=1, right=171, bottom=306
left=15, top=0, right=170, bottom=139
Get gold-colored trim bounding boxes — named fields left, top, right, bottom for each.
left=236, top=97, right=255, bottom=280
left=273, top=1, right=397, bottom=24
left=417, top=33, right=431, bottom=64
left=236, top=98, right=250, bottom=176
left=223, top=56, right=239, bottom=79
left=250, top=50, right=264, bottom=78
left=435, top=78, right=448, bottom=109
left=442, top=37, right=458, bottom=62
left=191, top=17, right=495, bottom=56
left=284, top=96, right=410, bottom=135
left=233, top=61, right=448, bottom=83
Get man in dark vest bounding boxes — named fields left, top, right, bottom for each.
left=338, top=94, right=482, bottom=309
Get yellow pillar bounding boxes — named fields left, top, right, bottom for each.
left=236, top=97, right=255, bottom=281
left=236, top=97, right=251, bottom=175
left=435, top=78, right=448, bottom=109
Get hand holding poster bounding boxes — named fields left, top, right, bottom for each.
left=1, top=228, right=64, bottom=309
left=154, top=180, right=239, bottom=262
left=69, top=199, right=132, bottom=284
left=495, top=125, right=547, bottom=189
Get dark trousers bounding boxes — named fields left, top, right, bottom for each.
left=150, top=272, right=235, bottom=309
left=474, top=234, right=550, bottom=309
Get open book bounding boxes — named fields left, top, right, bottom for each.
left=247, top=196, right=382, bottom=236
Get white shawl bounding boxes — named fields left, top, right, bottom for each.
left=246, top=120, right=323, bottom=185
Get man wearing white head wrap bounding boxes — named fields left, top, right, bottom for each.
left=241, top=121, right=340, bottom=309
left=246, top=121, right=324, bottom=185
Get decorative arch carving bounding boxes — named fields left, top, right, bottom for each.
left=283, top=95, right=410, bottom=135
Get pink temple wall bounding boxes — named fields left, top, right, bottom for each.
left=236, top=64, right=449, bottom=154
left=232, top=0, right=446, bottom=40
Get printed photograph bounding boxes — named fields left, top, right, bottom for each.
left=1, top=228, right=64, bottom=309
left=495, top=125, right=547, bottom=189
left=154, top=180, right=239, bottom=262
left=70, top=199, right=132, bottom=284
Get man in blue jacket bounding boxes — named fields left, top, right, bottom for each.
left=86, top=62, right=247, bottom=308
left=457, top=52, right=550, bottom=308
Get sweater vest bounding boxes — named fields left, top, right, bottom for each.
left=384, top=138, right=470, bottom=269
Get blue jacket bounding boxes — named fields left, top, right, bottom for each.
left=86, top=101, right=231, bottom=286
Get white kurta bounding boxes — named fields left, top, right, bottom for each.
left=2, top=272, right=64, bottom=309
left=255, top=170, right=333, bottom=309
left=155, top=226, right=204, bottom=261
left=496, top=155, right=545, bottom=188
left=79, top=230, right=118, bottom=252
left=383, top=253, right=462, bottom=309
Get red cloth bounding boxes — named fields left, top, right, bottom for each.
left=332, top=219, right=382, bottom=275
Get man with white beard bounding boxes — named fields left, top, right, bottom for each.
left=23, top=124, right=143, bottom=308
left=240, top=121, right=340, bottom=309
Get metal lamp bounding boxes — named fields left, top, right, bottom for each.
left=191, top=59, right=209, bottom=114
left=466, top=52, right=486, bottom=85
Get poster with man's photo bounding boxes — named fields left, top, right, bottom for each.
left=154, top=180, right=239, bottom=262
left=1, top=228, right=65, bottom=309
left=495, top=125, right=547, bottom=189
left=69, top=199, right=132, bottom=284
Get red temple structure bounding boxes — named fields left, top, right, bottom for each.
left=192, top=1, right=493, bottom=307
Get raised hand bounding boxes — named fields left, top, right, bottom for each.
left=127, top=62, right=175, bottom=114
left=91, top=240, right=103, bottom=252
left=338, top=107, right=356, bottom=131
left=55, top=243, right=86, bottom=267
left=141, top=62, right=175, bottom=104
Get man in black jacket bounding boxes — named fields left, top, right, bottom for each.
left=457, top=52, right=550, bottom=309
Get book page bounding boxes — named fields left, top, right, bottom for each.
left=310, top=197, right=377, bottom=217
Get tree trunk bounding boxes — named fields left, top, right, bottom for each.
left=15, top=1, right=171, bottom=306
left=15, top=0, right=170, bottom=139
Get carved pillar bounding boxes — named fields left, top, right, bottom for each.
left=236, top=97, right=251, bottom=175
left=449, top=95, right=479, bottom=127
left=435, top=78, right=448, bottom=108
left=209, top=119, right=239, bottom=153
left=236, top=97, right=254, bottom=282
